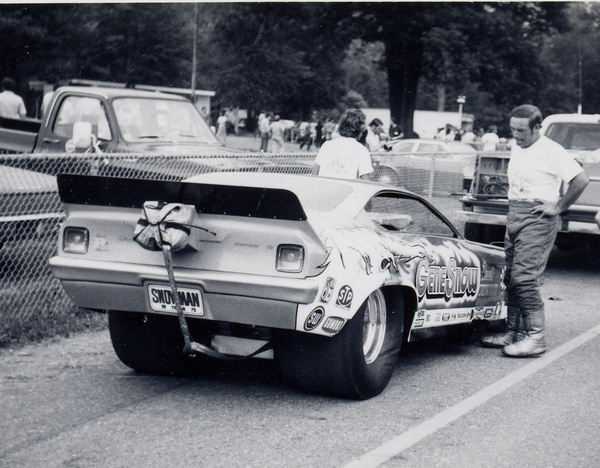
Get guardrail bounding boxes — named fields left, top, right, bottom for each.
left=0, top=150, right=472, bottom=345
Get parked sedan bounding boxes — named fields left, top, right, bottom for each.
left=50, top=172, right=505, bottom=399
left=374, top=138, right=478, bottom=194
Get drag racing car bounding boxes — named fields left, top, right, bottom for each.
left=50, top=173, right=506, bottom=399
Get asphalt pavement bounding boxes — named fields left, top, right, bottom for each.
left=1, top=246, right=599, bottom=468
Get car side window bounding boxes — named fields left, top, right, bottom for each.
left=53, top=96, right=112, bottom=141
left=417, top=143, right=442, bottom=153
left=365, top=193, right=455, bottom=237
left=391, top=142, right=414, bottom=153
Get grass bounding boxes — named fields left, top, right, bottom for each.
left=0, top=279, right=107, bottom=349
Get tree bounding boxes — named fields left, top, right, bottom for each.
left=539, top=3, right=600, bottom=115
left=206, top=3, right=352, bottom=118
left=348, top=2, right=568, bottom=134
left=340, top=39, right=388, bottom=108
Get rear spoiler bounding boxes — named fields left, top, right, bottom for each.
left=57, top=174, right=307, bottom=221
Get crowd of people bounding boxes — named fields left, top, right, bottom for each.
left=253, top=111, right=403, bottom=155
left=435, top=123, right=510, bottom=151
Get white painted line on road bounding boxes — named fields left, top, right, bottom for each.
left=343, top=322, right=600, bottom=468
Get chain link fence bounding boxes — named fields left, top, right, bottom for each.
left=0, top=150, right=471, bottom=345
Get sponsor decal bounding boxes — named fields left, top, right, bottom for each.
left=320, top=277, right=336, bottom=303
left=415, top=258, right=480, bottom=302
left=336, top=285, right=354, bottom=308
left=304, top=307, right=325, bottom=331
left=414, top=319, right=424, bottom=328
left=442, top=312, right=451, bottom=322
left=363, top=253, right=373, bottom=275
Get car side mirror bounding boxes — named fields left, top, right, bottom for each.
left=72, top=121, right=93, bottom=149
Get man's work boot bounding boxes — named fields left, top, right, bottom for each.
left=480, top=306, right=523, bottom=348
left=503, top=309, right=546, bottom=357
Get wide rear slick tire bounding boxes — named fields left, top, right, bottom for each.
left=108, top=310, right=209, bottom=376
left=277, top=289, right=404, bottom=400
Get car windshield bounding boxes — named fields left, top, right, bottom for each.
left=112, top=97, right=219, bottom=144
left=545, top=122, right=600, bottom=151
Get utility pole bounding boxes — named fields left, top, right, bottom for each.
left=577, top=39, right=582, bottom=114
left=191, top=3, right=199, bottom=104
left=457, top=95, right=466, bottom=130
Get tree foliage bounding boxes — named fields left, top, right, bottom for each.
left=0, top=2, right=595, bottom=134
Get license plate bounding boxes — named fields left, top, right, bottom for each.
left=147, top=284, right=204, bottom=317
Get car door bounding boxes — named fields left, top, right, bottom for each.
left=365, top=191, right=505, bottom=328
left=39, top=94, right=114, bottom=154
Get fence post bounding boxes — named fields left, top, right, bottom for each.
left=427, top=152, right=436, bottom=198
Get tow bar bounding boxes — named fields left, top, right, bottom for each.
left=134, top=201, right=271, bottom=360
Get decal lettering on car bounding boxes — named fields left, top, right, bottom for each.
left=415, top=258, right=479, bottom=302
left=336, top=285, right=353, bottom=308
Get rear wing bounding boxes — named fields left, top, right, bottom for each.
left=57, top=174, right=307, bottom=221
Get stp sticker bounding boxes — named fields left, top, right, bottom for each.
left=304, top=307, right=325, bottom=331
left=336, top=285, right=353, bottom=308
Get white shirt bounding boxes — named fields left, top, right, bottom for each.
left=366, top=128, right=381, bottom=152
left=314, top=136, right=373, bottom=179
left=507, top=135, right=583, bottom=204
left=481, top=132, right=499, bottom=151
left=217, top=115, right=227, bottom=129
left=270, top=121, right=285, bottom=142
left=0, top=90, right=26, bottom=118
left=461, top=131, right=475, bottom=143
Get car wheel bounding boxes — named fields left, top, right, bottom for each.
left=108, top=311, right=210, bottom=375
left=277, top=289, right=404, bottom=400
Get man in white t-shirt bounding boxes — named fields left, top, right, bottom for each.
left=481, top=125, right=500, bottom=151
left=269, top=115, right=285, bottom=154
left=480, top=104, right=589, bottom=357
left=0, top=77, right=27, bottom=118
left=312, top=108, right=373, bottom=180
left=366, top=118, right=386, bottom=152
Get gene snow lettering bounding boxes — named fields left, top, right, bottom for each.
left=415, top=259, right=480, bottom=301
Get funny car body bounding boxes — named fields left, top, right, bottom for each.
left=50, top=173, right=506, bottom=399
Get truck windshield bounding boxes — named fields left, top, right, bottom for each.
left=545, top=122, right=600, bottom=151
left=112, top=98, right=219, bottom=145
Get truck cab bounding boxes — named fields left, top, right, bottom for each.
left=37, top=86, right=222, bottom=154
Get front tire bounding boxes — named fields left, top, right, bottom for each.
left=277, top=289, right=404, bottom=399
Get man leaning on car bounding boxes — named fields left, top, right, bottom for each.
left=480, top=104, right=589, bottom=358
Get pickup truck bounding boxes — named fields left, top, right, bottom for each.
left=460, top=113, right=600, bottom=247
left=0, top=86, right=225, bottom=155
left=0, top=85, right=317, bottom=179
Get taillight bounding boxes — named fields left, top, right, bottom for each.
left=276, top=244, right=304, bottom=273
left=63, top=227, right=89, bottom=254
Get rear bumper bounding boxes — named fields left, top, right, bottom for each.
left=49, top=256, right=320, bottom=330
